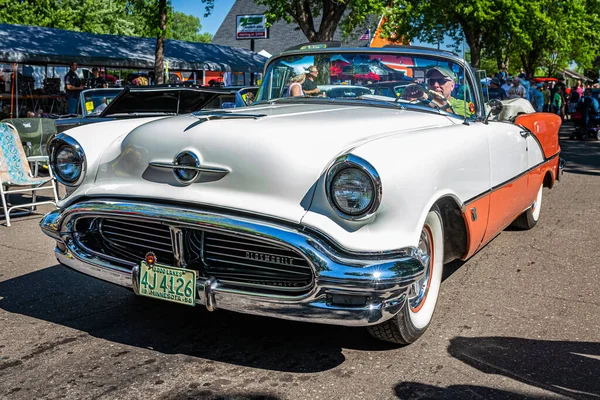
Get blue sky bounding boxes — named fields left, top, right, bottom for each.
left=172, top=0, right=235, bottom=34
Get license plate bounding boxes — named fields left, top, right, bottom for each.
left=138, top=261, right=196, bottom=306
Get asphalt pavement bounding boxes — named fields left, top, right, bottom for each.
left=0, top=122, right=599, bottom=400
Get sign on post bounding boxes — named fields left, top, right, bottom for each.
left=236, top=15, right=268, bottom=39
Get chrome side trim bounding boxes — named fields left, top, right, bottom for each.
left=149, top=162, right=230, bottom=174
left=191, top=111, right=266, bottom=121
left=463, top=154, right=560, bottom=206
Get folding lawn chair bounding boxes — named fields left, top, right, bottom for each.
left=0, top=122, right=59, bottom=226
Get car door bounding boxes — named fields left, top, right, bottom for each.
left=482, top=120, right=529, bottom=243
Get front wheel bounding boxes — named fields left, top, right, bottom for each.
left=367, top=206, right=444, bottom=344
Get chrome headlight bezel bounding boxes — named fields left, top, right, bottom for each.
left=48, top=134, right=86, bottom=187
left=325, top=154, right=382, bottom=220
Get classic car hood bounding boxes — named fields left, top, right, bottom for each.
left=99, top=86, right=235, bottom=117
left=88, top=103, right=455, bottom=222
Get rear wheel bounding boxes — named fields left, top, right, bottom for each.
left=367, top=206, right=444, bottom=344
left=511, top=184, right=543, bottom=230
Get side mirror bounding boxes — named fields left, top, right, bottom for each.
left=485, top=99, right=503, bottom=123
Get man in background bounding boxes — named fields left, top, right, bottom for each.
left=542, top=83, right=552, bottom=112
left=533, top=83, right=545, bottom=112
left=90, top=67, right=107, bottom=88
left=65, top=62, right=84, bottom=114
left=487, top=78, right=507, bottom=100
left=507, top=76, right=526, bottom=99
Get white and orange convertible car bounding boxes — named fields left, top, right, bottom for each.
left=40, top=45, right=563, bottom=344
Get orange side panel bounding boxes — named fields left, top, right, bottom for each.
left=462, top=195, right=490, bottom=259
left=462, top=159, right=558, bottom=260
left=515, top=113, right=562, bottom=159
left=526, top=164, right=545, bottom=202
left=484, top=173, right=529, bottom=245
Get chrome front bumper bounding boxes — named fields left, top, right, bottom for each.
left=40, top=200, right=425, bottom=327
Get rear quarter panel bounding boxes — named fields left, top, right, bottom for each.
left=515, top=113, right=561, bottom=158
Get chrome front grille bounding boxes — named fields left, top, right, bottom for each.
left=100, top=219, right=175, bottom=265
left=74, top=217, right=175, bottom=268
left=194, top=231, right=313, bottom=294
left=72, top=216, right=314, bottom=296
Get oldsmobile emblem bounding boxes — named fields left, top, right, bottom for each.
left=245, top=251, right=294, bottom=266
left=248, top=281, right=301, bottom=288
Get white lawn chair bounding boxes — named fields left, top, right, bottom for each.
left=0, top=122, right=59, bottom=226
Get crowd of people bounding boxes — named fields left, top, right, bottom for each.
left=485, top=67, right=599, bottom=122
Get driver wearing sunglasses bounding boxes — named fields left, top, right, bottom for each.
left=426, top=66, right=472, bottom=117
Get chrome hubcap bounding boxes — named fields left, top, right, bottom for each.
left=409, top=227, right=432, bottom=311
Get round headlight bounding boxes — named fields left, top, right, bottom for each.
left=173, top=151, right=200, bottom=184
left=55, top=144, right=83, bottom=183
left=331, top=168, right=375, bottom=215
left=48, top=134, right=86, bottom=187
left=326, top=155, right=382, bottom=219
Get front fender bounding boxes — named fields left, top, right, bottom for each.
left=55, top=117, right=167, bottom=208
left=301, top=123, right=491, bottom=253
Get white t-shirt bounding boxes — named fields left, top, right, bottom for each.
left=288, top=82, right=304, bottom=97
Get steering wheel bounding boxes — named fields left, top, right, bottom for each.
left=398, top=83, right=455, bottom=114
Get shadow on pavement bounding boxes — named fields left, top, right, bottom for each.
left=559, top=122, right=600, bottom=176
left=0, top=265, right=399, bottom=373
left=447, top=336, right=600, bottom=399
left=162, top=391, right=281, bottom=400
left=394, top=381, right=551, bottom=399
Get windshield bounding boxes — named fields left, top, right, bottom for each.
left=82, top=89, right=122, bottom=117
left=257, top=51, right=477, bottom=118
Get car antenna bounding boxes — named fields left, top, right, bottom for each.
left=462, top=33, right=469, bottom=126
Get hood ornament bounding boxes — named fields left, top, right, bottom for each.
left=149, top=151, right=230, bottom=185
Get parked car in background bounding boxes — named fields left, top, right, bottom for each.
left=41, top=44, right=564, bottom=345
left=55, top=86, right=242, bottom=133
left=318, top=85, right=372, bottom=98
left=366, top=80, right=413, bottom=98
left=3, top=86, right=248, bottom=159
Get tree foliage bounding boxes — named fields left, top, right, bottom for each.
left=0, top=0, right=210, bottom=43
left=168, top=11, right=211, bottom=42
left=201, top=0, right=387, bottom=42
left=382, top=0, right=600, bottom=74
left=0, top=0, right=211, bottom=83
left=0, top=0, right=136, bottom=35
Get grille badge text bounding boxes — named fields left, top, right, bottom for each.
left=246, top=251, right=294, bottom=266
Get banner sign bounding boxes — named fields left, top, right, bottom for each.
left=236, top=15, right=267, bottom=39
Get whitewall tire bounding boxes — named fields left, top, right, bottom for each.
left=511, top=184, right=543, bottom=230
left=367, top=206, right=444, bottom=344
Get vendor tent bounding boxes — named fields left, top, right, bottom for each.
left=0, top=23, right=267, bottom=72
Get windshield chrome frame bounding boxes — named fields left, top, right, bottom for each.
left=260, top=47, right=484, bottom=120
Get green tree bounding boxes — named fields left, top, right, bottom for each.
left=168, top=11, right=211, bottom=42
left=201, top=0, right=387, bottom=42
left=381, top=0, right=505, bottom=68
left=1, top=0, right=213, bottom=83
left=0, top=0, right=135, bottom=35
